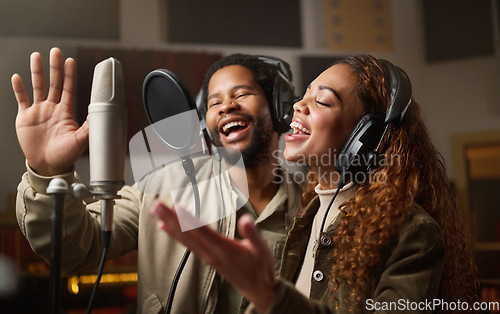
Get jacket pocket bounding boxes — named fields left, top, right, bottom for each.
left=141, top=294, right=163, bottom=314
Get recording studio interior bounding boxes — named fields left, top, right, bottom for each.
left=0, top=0, right=499, bottom=313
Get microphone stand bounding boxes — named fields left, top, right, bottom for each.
left=47, top=180, right=94, bottom=314
left=47, top=178, right=69, bottom=314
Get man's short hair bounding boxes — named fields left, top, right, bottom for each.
left=200, top=54, right=276, bottom=112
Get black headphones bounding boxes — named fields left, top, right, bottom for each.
left=334, top=59, right=412, bottom=187
left=256, top=55, right=296, bottom=133
left=196, top=55, right=296, bottom=135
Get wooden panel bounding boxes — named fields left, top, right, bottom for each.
left=323, top=0, right=393, bottom=51
left=451, top=130, right=500, bottom=249
left=467, top=145, right=500, bottom=179
left=468, top=178, right=500, bottom=242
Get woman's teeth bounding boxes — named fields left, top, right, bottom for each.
left=290, top=121, right=310, bottom=134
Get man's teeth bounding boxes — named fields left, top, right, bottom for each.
left=222, top=121, right=247, bottom=133
left=290, top=121, right=310, bottom=134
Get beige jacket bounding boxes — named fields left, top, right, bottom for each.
left=17, top=156, right=302, bottom=313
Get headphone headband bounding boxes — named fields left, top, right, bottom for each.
left=379, top=59, right=412, bottom=125
left=256, top=55, right=293, bottom=82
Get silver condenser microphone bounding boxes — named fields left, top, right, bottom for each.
left=88, top=57, right=126, bottom=233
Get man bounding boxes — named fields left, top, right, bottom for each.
left=12, top=48, right=302, bottom=313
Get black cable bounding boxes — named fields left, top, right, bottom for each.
left=86, top=230, right=111, bottom=314
left=216, top=158, right=225, bottom=234
left=320, top=177, right=345, bottom=233
left=165, top=156, right=201, bottom=314
left=164, top=248, right=191, bottom=314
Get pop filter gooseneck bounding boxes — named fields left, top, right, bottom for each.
left=142, top=69, right=200, bottom=314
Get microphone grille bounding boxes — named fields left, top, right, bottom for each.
left=90, top=57, right=125, bottom=105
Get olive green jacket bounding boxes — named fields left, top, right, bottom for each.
left=263, top=196, right=445, bottom=313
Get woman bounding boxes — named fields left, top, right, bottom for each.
left=151, top=55, right=478, bottom=313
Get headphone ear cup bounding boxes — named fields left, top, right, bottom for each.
left=195, top=89, right=207, bottom=122
left=335, top=114, right=386, bottom=184
left=195, top=89, right=220, bottom=158
left=257, top=55, right=295, bottom=134
left=272, top=73, right=295, bottom=133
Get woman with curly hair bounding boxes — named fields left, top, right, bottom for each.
left=151, top=55, right=479, bottom=313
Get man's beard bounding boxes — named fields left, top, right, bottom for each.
left=210, top=113, right=275, bottom=168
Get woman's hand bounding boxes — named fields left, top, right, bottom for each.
left=150, top=201, right=279, bottom=312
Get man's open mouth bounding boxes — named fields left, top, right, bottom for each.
left=219, top=120, right=249, bottom=137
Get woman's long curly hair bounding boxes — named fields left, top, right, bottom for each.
left=302, top=55, right=478, bottom=311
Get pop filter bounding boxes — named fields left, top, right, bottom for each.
left=142, top=69, right=200, bottom=156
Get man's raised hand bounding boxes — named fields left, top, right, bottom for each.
left=12, top=47, right=89, bottom=176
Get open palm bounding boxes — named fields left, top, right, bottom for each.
left=12, top=48, right=89, bottom=176
left=150, top=202, right=279, bottom=312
